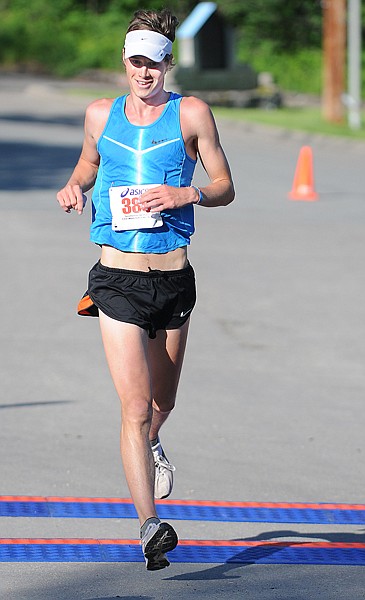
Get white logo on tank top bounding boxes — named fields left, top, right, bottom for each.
left=103, top=135, right=180, bottom=155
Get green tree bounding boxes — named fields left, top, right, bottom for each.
left=222, top=0, right=322, bottom=51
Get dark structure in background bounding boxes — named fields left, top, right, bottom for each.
left=177, top=2, right=233, bottom=71
left=175, top=2, right=281, bottom=108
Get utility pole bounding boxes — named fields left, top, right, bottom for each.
left=347, top=0, right=362, bottom=129
left=322, top=0, right=347, bottom=123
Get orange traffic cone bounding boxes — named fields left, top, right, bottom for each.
left=288, top=146, right=318, bottom=201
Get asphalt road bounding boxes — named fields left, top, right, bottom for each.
left=1, top=73, right=365, bottom=599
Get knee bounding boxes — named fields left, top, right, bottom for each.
left=152, top=399, right=175, bottom=414
left=121, top=397, right=153, bottom=429
left=152, top=382, right=177, bottom=413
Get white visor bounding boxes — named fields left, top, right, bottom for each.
left=124, top=30, right=172, bottom=62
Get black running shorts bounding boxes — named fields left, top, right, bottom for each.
left=87, top=260, right=196, bottom=339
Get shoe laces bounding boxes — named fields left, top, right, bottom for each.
left=154, top=454, right=176, bottom=472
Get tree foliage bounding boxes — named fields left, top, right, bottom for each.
left=0, top=0, right=363, bottom=86
left=224, top=0, right=323, bottom=52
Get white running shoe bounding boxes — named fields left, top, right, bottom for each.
left=141, top=521, right=178, bottom=571
left=151, top=439, right=176, bottom=499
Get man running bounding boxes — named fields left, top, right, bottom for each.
left=57, top=8, right=234, bottom=570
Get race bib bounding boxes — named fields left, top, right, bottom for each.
left=109, top=184, right=163, bottom=231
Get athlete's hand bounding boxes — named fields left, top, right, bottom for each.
left=139, top=185, right=197, bottom=212
left=56, top=184, right=87, bottom=215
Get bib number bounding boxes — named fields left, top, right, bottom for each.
left=109, top=184, right=163, bottom=231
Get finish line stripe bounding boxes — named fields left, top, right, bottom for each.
left=0, top=539, right=364, bottom=565
left=2, top=496, right=365, bottom=509
left=1, top=497, right=365, bottom=524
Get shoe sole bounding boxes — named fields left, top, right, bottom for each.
left=144, top=523, right=178, bottom=571
left=145, top=551, right=170, bottom=571
left=155, top=488, right=172, bottom=500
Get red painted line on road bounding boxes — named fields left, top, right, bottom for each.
left=0, top=496, right=134, bottom=504
left=1, top=538, right=365, bottom=549
left=178, top=540, right=365, bottom=549
left=0, top=538, right=137, bottom=545
left=1, top=496, right=365, bottom=511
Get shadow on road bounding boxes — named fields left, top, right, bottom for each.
left=165, top=527, right=365, bottom=581
left=0, top=400, right=73, bottom=410
left=0, top=113, right=84, bottom=128
left=0, top=141, right=80, bottom=190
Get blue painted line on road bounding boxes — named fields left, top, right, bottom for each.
left=0, top=540, right=364, bottom=565
left=1, top=497, right=365, bottom=524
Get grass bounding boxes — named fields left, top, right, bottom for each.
left=212, top=106, right=365, bottom=140
left=63, top=80, right=365, bottom=141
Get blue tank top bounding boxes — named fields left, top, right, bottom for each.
left=90, top=93, right=197, bottom=253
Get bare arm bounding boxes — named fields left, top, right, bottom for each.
left=140, top=96, right=235, bottom=212
left=187, top=96, right=235, bottom=207
left=56, top=99, right=112, bottom=214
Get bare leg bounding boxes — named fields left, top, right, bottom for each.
left=98, top=312, right=156, bottom=524
left=99, top=313, right=190, bottom=523
left=148, top=319, right=190, bottom=441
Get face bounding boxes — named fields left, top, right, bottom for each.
left=124, top=55, right=168, bottom=101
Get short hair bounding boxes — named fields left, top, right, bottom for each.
left=125, top=9, right=179, bottom=69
